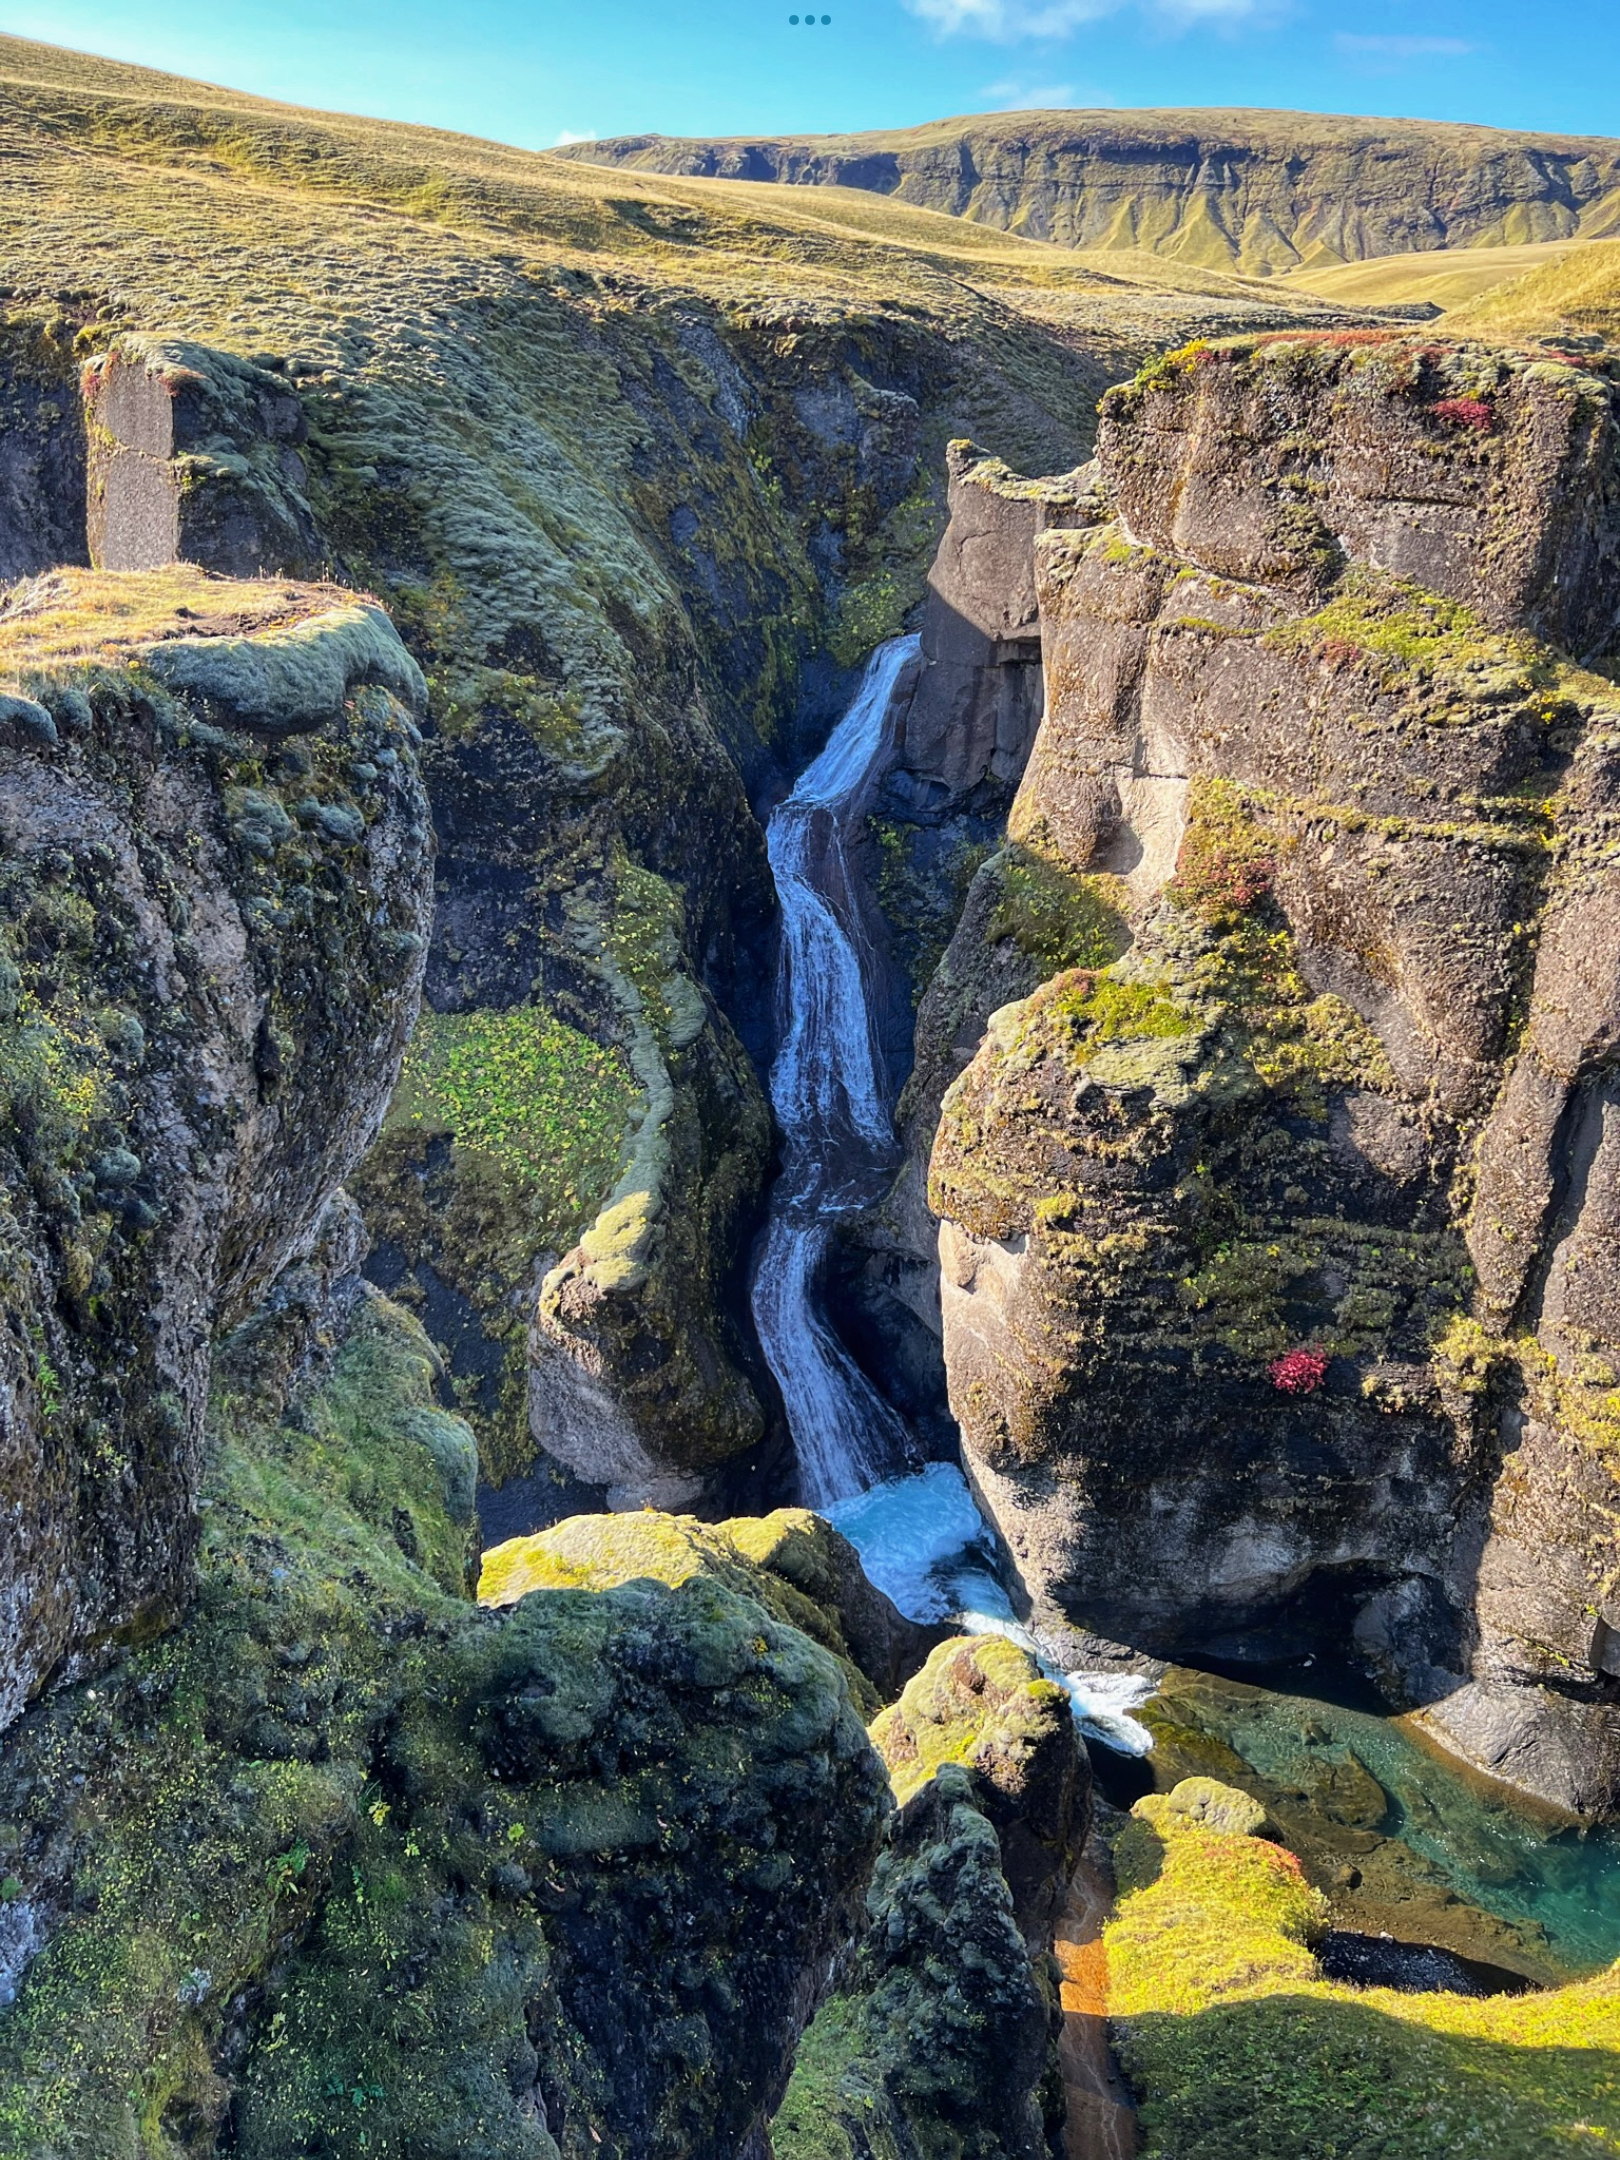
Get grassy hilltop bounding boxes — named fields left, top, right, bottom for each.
left=563, top=106, right=1620, bottom=279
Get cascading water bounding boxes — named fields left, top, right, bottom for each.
left=752, top=639, right=1619, bottom=1966
left=750, top=635, right=917, bottom=1509
left=750, top=635, right=1155, bottom=1757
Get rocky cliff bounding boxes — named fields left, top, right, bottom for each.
left=565, top=110, right=1620, bottom=278
left=910, top=332, right=1620, bottom=1815
left=0, top=565, right=432, bottom=1730
left=0, top=35, right=1356, bottom=1517
left=0, top=1264, right=902, bottom=2157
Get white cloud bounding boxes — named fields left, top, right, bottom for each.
left=908, top=0, right=1268, bottom=36
left=552, top=128, right=598, bottom=146
left=1334, top=33, right=1478, bottom=57
left=981, top=76, right=1084, bottom=107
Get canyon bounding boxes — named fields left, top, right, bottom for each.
left=2, top=29, right=1620, bottom=2160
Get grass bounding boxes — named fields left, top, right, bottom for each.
left=1105, top=1784, right=1620, bottom=2158
left=0, top=565, right=352, bottom=679
left=1282, top=241, right=1579, bottom=313
left=1446, top=237, right=1620, bottom=349
left=387, top=1002, right=635, bottom=1239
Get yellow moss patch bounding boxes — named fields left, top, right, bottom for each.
left=478, top=1507, right=887, bottom=1716
left=870, top=1633, right=1065, bottom=1808
left=1105, top=1778, right=1620, bottom=2157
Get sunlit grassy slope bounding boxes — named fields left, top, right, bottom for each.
left=1445, top=236, right=1620, bottom=348
left=1283, top=240, right=1579, bottom=312
left=564, top=107, right=1620, bottom=278
left=1106, top=1787, right=1620, bottom=2159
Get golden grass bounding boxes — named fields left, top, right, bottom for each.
left=1284, top=240, right=1579, bottom=312
left=1446, top=236, right=1620, bottom=347
left=0, top=565, right=349, bottom=678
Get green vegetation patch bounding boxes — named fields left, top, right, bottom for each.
left=870, top=1633, right=1067, bottom=1809
left=1264, top=570, right=1549, bottom=695
left=1106, top=1780, right=1620, bottom=2160
left=1046, top=971, right=1196, bottom=1047
left=388, top=1001, right=635, bottom=1236
left=986, top=844, right=1130, bottom=975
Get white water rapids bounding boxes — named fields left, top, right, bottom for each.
left=750, top=635, right=917, bottom=1509
left=749, top=634, right=1153, bottom=1756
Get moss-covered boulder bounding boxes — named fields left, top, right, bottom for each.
left=772, top=1634, right=1085, bottom=2160
left=773, top=1767, right=1062, bottom=2160
left=0, top=566, right=433, bottom=1732
left=0, top=1285, right=892, bottom=2159
left=872, top=1633, right=1087, bottom=1935
left=480, top=1506, right=931, bottom=1719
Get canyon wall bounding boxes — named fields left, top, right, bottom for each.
left=0, top=568, right=432, bottom=1729
left=912, top=332, right=1620, bottom=1815
left=566, top=110, right=1620, bottom=276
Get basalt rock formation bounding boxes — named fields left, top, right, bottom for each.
left=909, top=333, right=1620, bottom=1815
left=0, top=1260, right=896, bottom=2157
left=0, top=565, right=432, bottom=1732
left=566, top=110, right=1620, bottom=278
left=772, top=1633, right=1085, bottom=2160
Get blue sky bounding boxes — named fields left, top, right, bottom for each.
left=5, top=0, right=1618, bottom=150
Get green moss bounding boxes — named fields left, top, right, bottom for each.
left=1104, top=1783, right=1620, bottom=2159
left=1265, top=570, right=1552, bottom=694
left=479, top=1506, right=891, bottom=1718
left=985, top=845, right=1130, bottom=975
left=870, top=1634, right=1066, bottom=1809
left=1046, top=971, right=1195, bottom=1047
left=387, top=1002, right=635, bottom=1233
left=0, top=1297, right=475, bottom=2157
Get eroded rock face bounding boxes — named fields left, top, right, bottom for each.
left=923, top=335, right=1620, bottom=1813
left=567, top=112, right=1620, bottom=278
left=772, top=1634, right=1083, bottom=2160
left=0, top=569, right=432, bottom=1729
left=0, top=1284, right=890, bottom=2158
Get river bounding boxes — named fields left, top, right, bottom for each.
left=749, top=635, right=1620, bottom=1982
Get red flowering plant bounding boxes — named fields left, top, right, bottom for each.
left=1428, top=396, right=1495, bottom=434
left=1269, top=1347, right=1328, bottom=1396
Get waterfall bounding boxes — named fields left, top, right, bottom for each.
left=750, top=635, right=918, bottom=1509
left=750, top=634, right=1155, bottom=1759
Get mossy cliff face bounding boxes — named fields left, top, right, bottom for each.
left=0, top=566, right=432, bottom=1732
left=773, top=1633, right=1084, bottom=2160
left=922, top=335, right=1620, bottom=1815
left=0, top=1279, right=892, bottom=2159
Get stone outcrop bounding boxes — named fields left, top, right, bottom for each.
left=772, top=1633, right=1085, bottom=2160
left=0, top=565, right=432, bottom=1730
left=914, top=334, right=1620, bottom=1815
left=0, top=1280, right=892, bottom=2157
left=565, top=110, right=1620, bottom=277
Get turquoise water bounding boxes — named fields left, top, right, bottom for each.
left=1175, top=1672, right=1620, bottom=1976
left=827, top=1462, right=1620, bottom=1977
